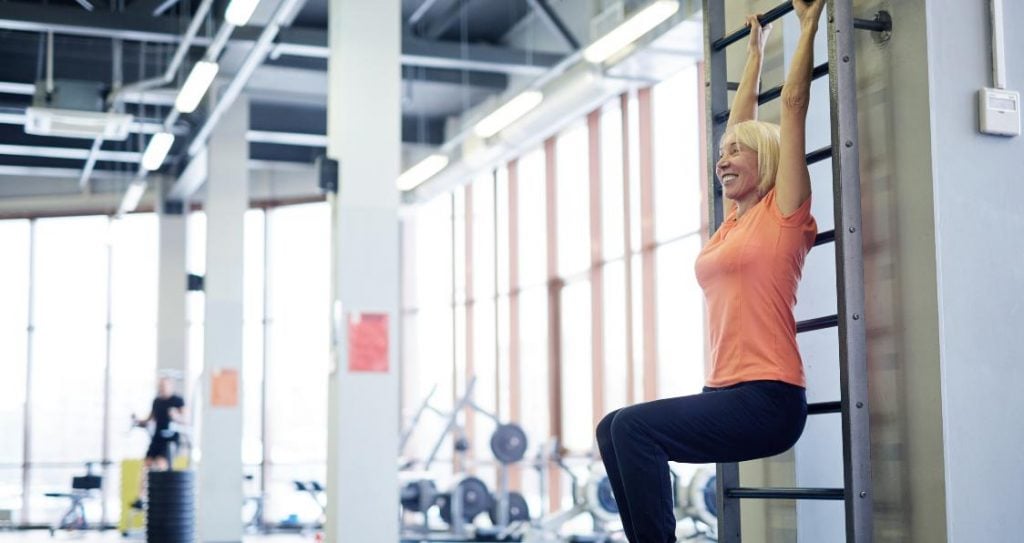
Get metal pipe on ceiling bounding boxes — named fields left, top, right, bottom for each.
left=0, top=143, right=140, bottom=162
left=408, top=0, right=444, bottom=28
left=78, top=0, right=216, bottom=191
left=524, top=0, right=580, bottom=50
left=184, top=0, right=308, bottom=160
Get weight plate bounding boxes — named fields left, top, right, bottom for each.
left=487, top=490, right=530, bottom=525
left=490, top=424, right=528, bottom=464
left=596, top=476, right=618, bottom=514
left=437, top=476, right=492, bottom=524
left=685, top=468, right=718, bottom=528
left=400, top=479, right=437, bottom=513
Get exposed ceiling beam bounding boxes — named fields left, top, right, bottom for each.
left=0, top=164, right=126, bottom=180
left=0, top=2, right=191, bottom=43
left=525, top=0, right=580, bottom=50
left=400, top=32, right=562, bottom=75
left=0, top=110, right=185, bottom=135
left=128, top=0, right=184, bottom=16
left=417, top=0, right=473, bottom=40
left=0, top=4, right=564, bottom=75
left=407, top=0, right=444, bottom=28
left=0, top=143, right=140, bottom=162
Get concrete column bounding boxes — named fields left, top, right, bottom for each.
left=325, top=0, right=400, bottom=541
left=197, top=95, right=248, bottom=543
left=156, top=188, right=188, bottom=381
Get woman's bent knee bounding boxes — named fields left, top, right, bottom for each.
left=596, top=409, right=619, bottom=445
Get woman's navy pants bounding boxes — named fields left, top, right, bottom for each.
left=595, top=380, right=807, bottom=543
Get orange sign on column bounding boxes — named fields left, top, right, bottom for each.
left=211, top=368, right=239, bottom=407
left=348, top=312, right=389, bottom=373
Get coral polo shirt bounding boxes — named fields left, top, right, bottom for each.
left=694, top=188, right=817, bottom=388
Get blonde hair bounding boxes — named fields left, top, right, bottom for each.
left=722, top=120, right=781, bottom=197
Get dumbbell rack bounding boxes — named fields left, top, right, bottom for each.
left=399, top=376, right=529, bottom=540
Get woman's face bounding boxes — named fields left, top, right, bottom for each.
left=716, top=133, right=760, bottom=203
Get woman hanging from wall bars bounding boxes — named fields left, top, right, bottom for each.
left=596, top=0, right=825, bottom=541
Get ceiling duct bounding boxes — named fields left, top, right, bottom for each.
left=25, top=80, right=133, bottom=140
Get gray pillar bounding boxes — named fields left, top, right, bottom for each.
left=197, top=95, right=248, bottom=543
left=156, top=187, right=188, bottom=381
left=325, top=0, right=400, bottom=541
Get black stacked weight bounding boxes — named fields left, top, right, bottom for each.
left=147, top=471, right=195, bottom=543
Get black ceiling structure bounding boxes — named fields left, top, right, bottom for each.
left=0, top=0, right=575, bottom=192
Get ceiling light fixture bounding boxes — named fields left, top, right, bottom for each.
left=224, top=0, right=262, bottom=27
left=397, top=154, right=449, bottom=191
left=473, top=90, right=544, bottom=139
left=175, top=61, right=219, bottom=113
left=583, top=0, right=679, bottom=64
left=118, top=180, right=147, bottom=216
left=141, top=131, right=175, bottom=171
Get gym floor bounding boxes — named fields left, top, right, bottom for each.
left=0, top=534, right=314, bottom=543
left=0, top=531, right=716, bottom=543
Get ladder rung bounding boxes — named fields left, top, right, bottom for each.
left=757, top=63, right=830, bottom=105
left=712, top=2, right=793, bottom=51
left=796, top=314, right=838, bottom=333
left=808, top=401, right=842, bottom=415
left=725, top=487, right=845, bottom=500
left=717, top=64, right=830, bottom=123
left=713, top=2, right=890, bottom=51
left=814, top=230, right=835, bottom=247
left=853, top=11, right=892, bottom=33
left=807, top=145, right=832, bottom=165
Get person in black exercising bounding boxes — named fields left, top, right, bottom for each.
left=132, top=376, right=187, bottom=509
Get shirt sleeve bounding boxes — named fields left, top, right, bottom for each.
left=765, top=188, right=814, bottom=228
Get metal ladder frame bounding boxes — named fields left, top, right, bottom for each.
left=702, top=0, right=889, bottom=540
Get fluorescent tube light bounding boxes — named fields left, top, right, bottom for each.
left=397, top=154, right=449, bottom=191
left=225, top=0, right=261, bottom=26
left=473, top=91, right=544, bottom=138
left=118, top=180, right=147, bottom=216
left=583, top=0, right=680, bottom=63
left=175, top=61, right=219, bottom=113
left=141, top=131, right=175, bottom=171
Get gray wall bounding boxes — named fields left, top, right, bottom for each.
left=925, top=0, right=1024, bottom=539
left=785, top=0, right=1024, bottom=541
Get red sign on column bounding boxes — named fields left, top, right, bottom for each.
left=348, top=312, right=389, bottom=373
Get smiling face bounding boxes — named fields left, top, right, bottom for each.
left=716, top=132, right=762, bottom=206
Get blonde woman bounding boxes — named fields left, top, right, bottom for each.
left=595, top=1, right=825, bottom=540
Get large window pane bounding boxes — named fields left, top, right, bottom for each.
left=517, top=148, right=547, bottom=288
left=266, top=203, right=330, bottom=467
left=556, top=121, right=590, bottom=277
left=495, top=165, right=510, bottom=296
left=652, top=64, right=702, bottom=242
left=0, top=468, right=21, bottom=519
left=601, top=259, right=628, bottom=413
left=560, top=279, right=593, bottom=452
left=30, top=216, right=109, bottom=464
left=655, top=235, right=705, bottom=398
left=471, top=174, right=498, bottom=462
left=518, top=287, right=549, bottom=448
left=108, top=214, right=158, bottom=465
left=0, top=220, right=29, bottom=465
left=243, top=210, right=265, bottom=466
left=406, top=195, right=454, bottom=462
left=601, top=102, right=626, bottom=261
left=473, top=174, right=496, bottom=304
left=454, top=188, right=466, bottom=306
